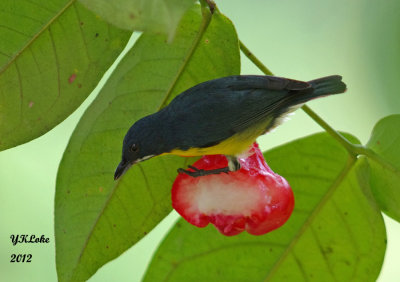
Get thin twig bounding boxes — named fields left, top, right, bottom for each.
left=239, top=40, right=358, bottom=156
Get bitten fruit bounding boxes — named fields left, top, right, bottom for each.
left=172, top=143, right=294, bottom=236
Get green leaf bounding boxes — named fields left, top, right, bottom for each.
left=144, top=133, right=386, bottom=282
left=55, top=7, right=239, bottom=282
left=0, top=0, right=131, bottom=151
left=366, top=114, right=400, bottom=222
left=80, top=0, right=197, bottom=39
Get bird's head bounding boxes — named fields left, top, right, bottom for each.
left=114, top=118, right=159, bottom=180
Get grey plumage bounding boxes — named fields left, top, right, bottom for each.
left=138, top=75, right=345, bottom=151
left=115, top=74, right=346, bottom=179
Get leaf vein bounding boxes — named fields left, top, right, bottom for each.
left=263, top=156, right=356, bottom=281
left=291, top=251, right=309, bottom=282
left=164, top=241, right=286, bottom=282
left=310, top=225, right=337, bottom=281
left=157, top=9, right=212, bottom=110
left=72, top=3, right=91, bottom=62
left=0, top=0, right=76, bottom=75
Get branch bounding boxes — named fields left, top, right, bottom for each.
left=239, top=41, right=273, bottom=75
left=239, top=40, right=358, bottom=157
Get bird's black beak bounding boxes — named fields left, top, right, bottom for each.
left=114, top=160, right=132, bottom=180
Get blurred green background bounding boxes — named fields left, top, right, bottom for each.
left=1, top=0, right=399, bottom=281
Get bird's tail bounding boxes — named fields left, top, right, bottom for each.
left=308, top=75, right=346, bottom=98
left=277, top=75, right=346, bottom=114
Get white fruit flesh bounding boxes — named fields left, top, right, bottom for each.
left=180, top=174, right=269, bottom=216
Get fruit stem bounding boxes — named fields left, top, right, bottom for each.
left=200, top=0, right=216, bottom=14
left=239, top=40, right=358, bottom=157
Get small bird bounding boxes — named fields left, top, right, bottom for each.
left=114, top=75, right=346, bottom=180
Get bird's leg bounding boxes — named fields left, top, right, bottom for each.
left=177, top=156, right=240, bottom=177
left=177, top=166, right=229, bottom=177
left=227, top=156, right=241, bottom=172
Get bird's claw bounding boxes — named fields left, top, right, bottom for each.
left=177, top=165, right=230, bottom=177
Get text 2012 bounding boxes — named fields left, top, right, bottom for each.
left=10, top=254, right=32, bottom=263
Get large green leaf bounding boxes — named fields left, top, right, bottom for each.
left=366, top=114, right=400, bottom=222
left=55, top=7, right=240, bottom=282
left=144, top=133, right=386, bottom=282
left=80, top=0, right=196, bottom=39
left=0, top=0, right=131, bottom=151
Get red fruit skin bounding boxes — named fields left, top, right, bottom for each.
left=172, top=143, right=294, bottom=236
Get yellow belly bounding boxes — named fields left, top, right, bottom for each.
left=163, top=120, right=270, bottom=157
left=166, top=136, right=254, bottom=156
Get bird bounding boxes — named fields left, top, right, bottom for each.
left=114, top=75, right=346, bottom=180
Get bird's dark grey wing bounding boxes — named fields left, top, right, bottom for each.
left=161, top=75, right=311, bottom=149
left=224, top=75, right=310, bottom=91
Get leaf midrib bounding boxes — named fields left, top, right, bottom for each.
left=263, top=155, right=356, bottom=281
left=157, top=8, right=213, bottom=110
left=67, top=8, right=213, bottom=282
left=0, top=0, right=76, bottom=75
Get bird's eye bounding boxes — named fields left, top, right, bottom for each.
left=130, top=143, right=139, bottom=152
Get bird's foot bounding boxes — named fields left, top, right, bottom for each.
left=177, top=165, right=230, bottom=177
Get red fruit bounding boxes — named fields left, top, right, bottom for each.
left=172, top=143, right=294, bottom=236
